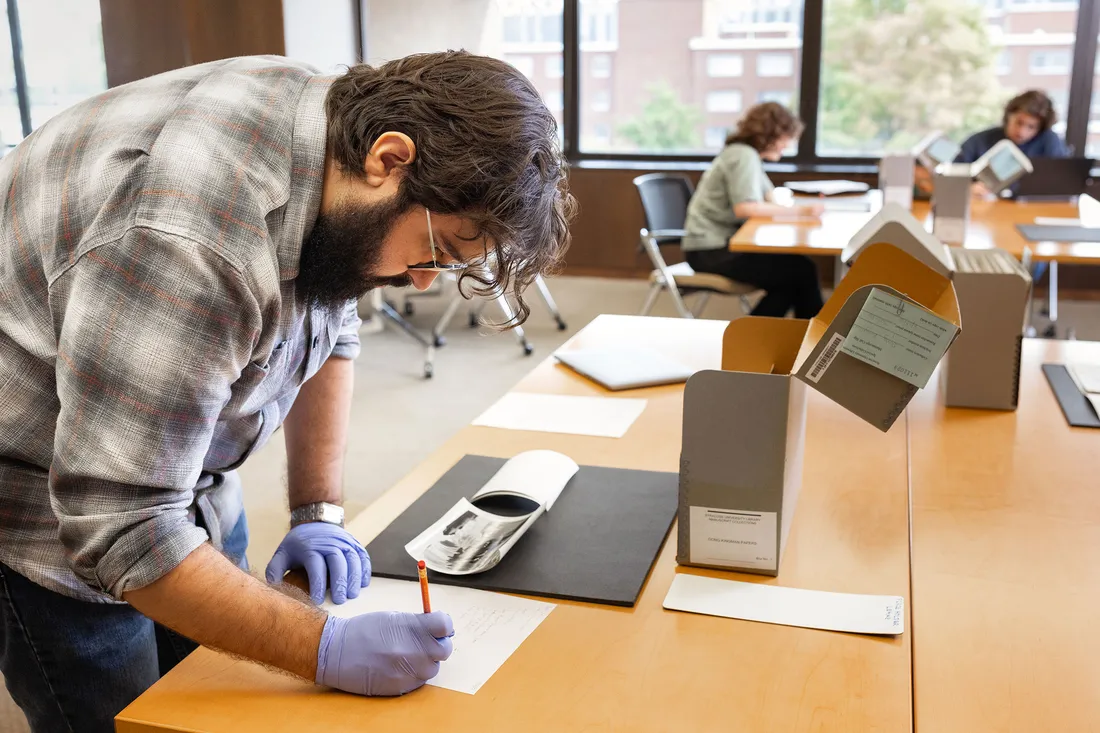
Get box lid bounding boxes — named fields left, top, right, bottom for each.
left=720, top=242, right=961, bottom=432
left=842, top=202, right=955, bottom=277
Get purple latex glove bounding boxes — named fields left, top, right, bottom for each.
left=315, top=611, right=455, bottom=696
left=265, top=523, right=370, bottom=604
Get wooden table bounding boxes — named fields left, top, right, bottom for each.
left=118, top=314, right=915, bottom=733
left=909, top=339, right=1100, bottom=732
left=730, top=198, right=1100, bottom=265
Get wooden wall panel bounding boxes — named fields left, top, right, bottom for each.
left=100, top=0, right=285, bottom=88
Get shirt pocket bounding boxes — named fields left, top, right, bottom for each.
left=227, top=339, right=297, bottom=417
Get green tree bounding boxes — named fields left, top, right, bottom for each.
left=617, top=83, right=702, bottom=151
left=820, top=0, right=1005, bottom=155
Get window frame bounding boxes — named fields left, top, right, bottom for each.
left=561, top=0, right=1100, bottom=167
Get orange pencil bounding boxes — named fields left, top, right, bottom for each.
left=417, top=560, right=431, bottom=613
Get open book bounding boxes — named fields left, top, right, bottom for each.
left=405, top=450, right=579, bottom=575
left=1068, top=363, right=1100, bottom=417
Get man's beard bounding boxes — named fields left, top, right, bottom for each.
left=296, top=192, right=415, bottom=309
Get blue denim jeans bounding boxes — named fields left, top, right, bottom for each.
left=0, top=512, right=248, bottom=733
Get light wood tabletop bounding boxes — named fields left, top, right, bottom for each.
left=730, top=198, right=1100, bottom=264
left=117, top=314, right=914, bottom=733
left=909, top=338, right=1100, bottom=732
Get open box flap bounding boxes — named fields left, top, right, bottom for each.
left=842, top=203, right=955, bottom=277
left=720, top=316, right=809, bottom=375
left=795, top=243, right=961, bottom=431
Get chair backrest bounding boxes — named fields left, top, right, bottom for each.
left=632, top=173, right=695, bottom=232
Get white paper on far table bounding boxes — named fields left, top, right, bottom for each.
left=323, top=577, right=555, bottom=695
left=472, top=392, right=647, bottom=438
left=662, top=573, right=904, bottom=635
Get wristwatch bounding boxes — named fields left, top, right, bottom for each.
left=290, top=501, right=345, bottom=528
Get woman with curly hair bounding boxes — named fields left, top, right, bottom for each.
left=684, top=102, right=824, bottom=318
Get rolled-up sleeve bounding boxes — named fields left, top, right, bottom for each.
left=329, top=298, right=362, bottom=360
left=50, top=227, right=261, bottom=599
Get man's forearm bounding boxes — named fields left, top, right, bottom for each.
left=124, top=543, right=326, bottom=679
left=283, top=356, right=354, bottom=508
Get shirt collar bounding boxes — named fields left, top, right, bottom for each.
left=279, top=73, right=335, bottom=281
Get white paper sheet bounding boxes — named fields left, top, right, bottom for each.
left=1068, top=363, right=1100, bottom=394
left=324, top=577, right=555, bottom=695
left=1034, top=216, right=1082, bottom=227
left=662, top=573, right=905, bottom=636
left=475, top=449, right=579, bottom=509
left=472, top=392, right=647, bottom=438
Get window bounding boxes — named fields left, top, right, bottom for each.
left=508, top=56, right=535, bottom=78
left=590, top=54, right=612, bottom=78
left=704, top=125, right=728, bottom=149
left=707, top=54, right=744, bottom=78
left=2, top=0, right=108, bottom=141
left=1030, top=49, right=1071, bottom=75
left=706, top=90, right=743, bottom=113
left=759, top=90, right=793, bottom=106
left=499, top=0, right=565, bottom=44
left=580, top=0, right=803, bottom=154
left=818, top=0, right=1080, bottom=157
left=591, top=89, right=611, bottom=112
left=365, top=1, right=563, bottom=134
left=757, top=53, right=794, bottom=77
left=580, top=0, right=618, bottom=45
left=590, top=123, right=612, bottom=146
left=545, top=55, right=563, bottom=77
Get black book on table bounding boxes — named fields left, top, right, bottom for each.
left=366, top=454, right=679, bottom=607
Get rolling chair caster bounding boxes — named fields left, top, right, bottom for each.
left=433, top=334, right=446, bottom=348
left=423, top=362, right=434, bottom=379
left=555, top=317, right=568, bottom=331
left=404, top=301, right=415, bottom=316
left=468, top=312, right=479, bottom=328
left=523, top=343, right=534, bottom=356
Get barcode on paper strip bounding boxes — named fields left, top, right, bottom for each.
left=807, top=333, right=845, bottom=383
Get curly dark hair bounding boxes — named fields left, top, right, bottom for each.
left=1003, top=90, right=1057, bottom=133
left=325, top=51, right=576, bottom=327
left=724, top=102, right=804, bottom=152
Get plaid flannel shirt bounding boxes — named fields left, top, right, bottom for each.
left=0, top=56, right=361, bottom=602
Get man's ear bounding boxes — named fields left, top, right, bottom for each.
left=361, top=132, right=417, bottom=187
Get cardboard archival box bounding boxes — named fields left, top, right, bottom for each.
left=941, top=248, right=1032, bottom=410
left=677, top=243, right=961, bottom=576
left=843, top=202, right=954, bottom=277
left=846, top=205, right=1031, bottom=411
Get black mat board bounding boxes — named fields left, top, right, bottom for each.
left=1016, top=224, right=1100, bottom=243
left=366, top=455, right=679, bottom=607
left=1042, top=364, right=1100, bottom=428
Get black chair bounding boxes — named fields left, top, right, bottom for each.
left=632, top=173, right=756, bottom=318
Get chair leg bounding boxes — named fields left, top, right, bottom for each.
left=534, top=275, right=567, bottom=330
left=691, top=292, right=711, bottom=318
left=639, top=282, right=662, bottom=316
left=667, top=283, right=694, bottom=319
left=495, top=295, right=534, bottom=355
left=431, top=291, right=464, bottom=347
left=378, top=301, right=435, bottom=378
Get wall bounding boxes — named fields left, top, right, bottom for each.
left=282, top=0, right=359, bottom=73
left=99, top=0, right=286, bottom=87
left=363, top=0, right=492, bottom=64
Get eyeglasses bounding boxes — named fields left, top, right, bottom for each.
left=406, top=209, right=468, bottom=272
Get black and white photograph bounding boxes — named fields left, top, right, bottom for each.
left=417, top=500, right=533, bottom=575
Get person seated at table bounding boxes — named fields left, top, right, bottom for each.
left=956, top=90, right=1069, bottom=196
left=683, top=102, right=825, bottom=318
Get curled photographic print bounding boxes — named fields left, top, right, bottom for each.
left=410, top=499, right=534, bottom=575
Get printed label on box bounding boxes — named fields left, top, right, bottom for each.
left=806, top=333, right=845, bottom=383
left=840, top=287, right=958, bottom=389
left=689, top=506, right=777, bottom=571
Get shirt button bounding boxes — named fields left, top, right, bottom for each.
left=312, top=336, right=320, bottom=348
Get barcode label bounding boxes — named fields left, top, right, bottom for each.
left=807, top=333, right=845, bottom=383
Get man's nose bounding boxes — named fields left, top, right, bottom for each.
left=408, top=270, right=440, bottom=291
